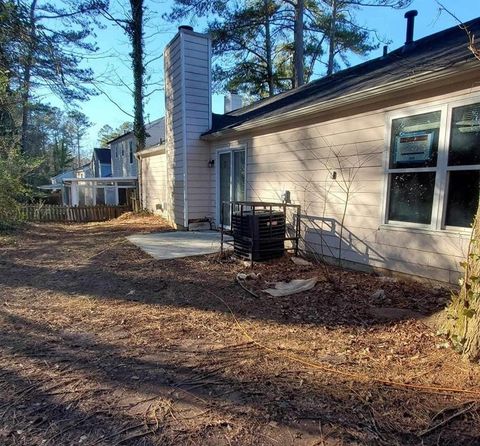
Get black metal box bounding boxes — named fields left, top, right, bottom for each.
left=232, top=210, right=285, bottom=261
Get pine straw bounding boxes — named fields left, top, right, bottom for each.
left=0, top=216, right=479, bottom=445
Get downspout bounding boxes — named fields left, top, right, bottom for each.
left=137, top=155, right=142, bottom=210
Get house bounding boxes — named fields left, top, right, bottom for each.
left=46, top=148, right=132, bottom=207
left=108, top=118, right=165, bottom=178
left=92, top=148, right=112, bottom=177
left=108, top=131, right=137, bottom=178
left=138, top=15, right=480, bottom=283
left=39, top=163, right=93, bottom=190
left=57, top=120, right=166, bottom=207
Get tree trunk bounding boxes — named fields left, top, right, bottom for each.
left=293, top=0, right=304, bottom=88
left=263, top=0, right=274, bottom=96
left=129, top=0, right=146, bottom=152
left=327, top=0, right=337, bottom=76
left=20, top=0, right=38, bottom=154
left=444, top=202, right=480, bottom=361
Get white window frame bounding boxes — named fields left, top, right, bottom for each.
left=215, top=145, right=247, bottom=228
left=383, top=95, right=480, bottom=233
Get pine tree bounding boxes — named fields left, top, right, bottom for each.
left=3, top=0, right=107, bottom=154
left=66, top=110, right=92, bottom=168
left=166, top=0, right=411, bottom=99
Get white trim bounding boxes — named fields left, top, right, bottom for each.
left=379, top=223, right=471, bottom=237
left=385, top=167, right=437, bottom=174
left=383, top=93, right=480, bottom=231
left=136, top=144, right=166, bottom=159
left=180, top=31, right=189, bottom=228
left=207, top=37, right=212, bottom=130
left=62, top=177, right=137, bottom=182
left=436, top=103, right=452, bottom=229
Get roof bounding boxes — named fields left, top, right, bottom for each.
left=204, top=17, right=480, bottom=137
left=106, top=130, right=133, bottom=145
left=107, top=117, right=165, bottom=144
left=93, top=148, right=111, bottom=164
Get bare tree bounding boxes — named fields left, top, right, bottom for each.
left=435, top=2, right=480, bottom=361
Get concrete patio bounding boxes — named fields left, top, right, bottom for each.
left=126, top=230, right=232, bottom=260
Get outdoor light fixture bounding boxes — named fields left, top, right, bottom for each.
left=208, top=159, right=215, bottom=168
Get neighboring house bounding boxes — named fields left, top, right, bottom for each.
left=52, top=123, right=167, bottom=207
left=41, top=149, right=134, bottom=207
left=49, top=163, right=93, bottom=185
left=138, top=17, right=480, bottom=283
left=39, top=163, right=94, bottom=204
left=92, top=148, right=112, bottom=177
left=109, top=132, right=137, bottom=178
left=74, top=163, right=93, bottom=179
left=108, top=118, right=165, bottom=178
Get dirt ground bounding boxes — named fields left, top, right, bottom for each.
left=0, top=214, right=479, bottom=446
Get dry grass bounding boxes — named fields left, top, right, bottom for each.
left=0, top=215, right=479, bottom=445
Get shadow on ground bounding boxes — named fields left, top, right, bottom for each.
left=0, top=221, right=478, bottom=445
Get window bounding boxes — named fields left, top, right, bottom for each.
left=386, top=99, right=480, bottom=230
left=121, top=142, right=125, bottom=157
left=217, top=148, right=246, bottom=227
left=96, top=187, right=105, bottom=205
left=129, top=141, right=134, bottom=164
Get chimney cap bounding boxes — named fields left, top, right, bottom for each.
left=178, top=25, right=193, bottom=32
left=404, top=9, right=418, bottom=19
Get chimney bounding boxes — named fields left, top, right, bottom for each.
left=404, top=10, right=418, bottom=46
left=224, top=92, right=243, bottom=113
left=164, top=26, right=212, bottom=228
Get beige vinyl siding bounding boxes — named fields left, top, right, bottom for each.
left=209, top=86, right=480, bottom=282
left=183, top=32, right=213, bottom=220
left=162, top=29, right=212, bottom=227
left=164, top=34, right=184, bottom=225
left=140, top=151, right=167, bottom=214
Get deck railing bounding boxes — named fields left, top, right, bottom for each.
left=19, top=204, right=131, bottom=223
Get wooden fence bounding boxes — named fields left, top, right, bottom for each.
left=19, top=205, right=131, bottom=223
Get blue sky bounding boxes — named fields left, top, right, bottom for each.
left=57, top=0, right=479, bottom=148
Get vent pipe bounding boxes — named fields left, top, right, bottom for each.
left=404, top=10, right=418, bottom=46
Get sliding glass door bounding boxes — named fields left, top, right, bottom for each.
left=218, top=148, right=246, bottom=227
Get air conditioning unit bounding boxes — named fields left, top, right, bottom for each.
left=232, top=210, right=285, bottom=261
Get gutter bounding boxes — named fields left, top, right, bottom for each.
left=201, top=63, right=479, bottom=140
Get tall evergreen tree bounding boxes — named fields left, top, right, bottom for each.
left=66, top=110, right=92, bottom=168
left=1, top=0, right=108, bottom=154
left=97, top=122, right=133, bottom=146
left=167, top=0, right=411, bottom=99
